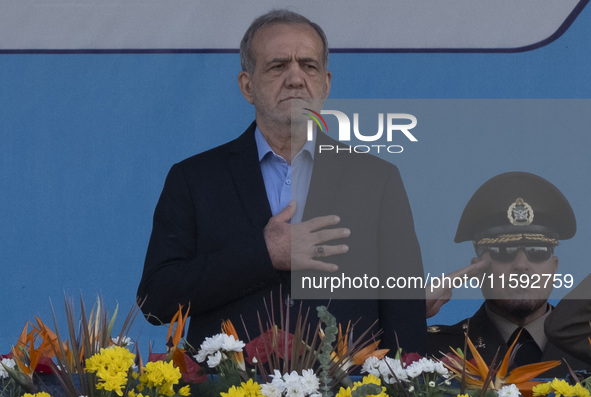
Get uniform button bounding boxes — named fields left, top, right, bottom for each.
left=286, top=179, right=291, bottom=185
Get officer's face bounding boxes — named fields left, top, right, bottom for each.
left=478, top=246, right=559, bottom=317
left=238, top=23, right=331, bottom=131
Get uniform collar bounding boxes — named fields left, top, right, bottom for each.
left=485, top=302, right=551, bottom=351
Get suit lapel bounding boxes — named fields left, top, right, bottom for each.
left=227, top=122, right=272, bottom=228
left=303, top=132, right=348, bottom=220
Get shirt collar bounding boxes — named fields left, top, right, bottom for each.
left=254, top=127, right=315, bottom=162
left=485, top=302, right=551, bottom=351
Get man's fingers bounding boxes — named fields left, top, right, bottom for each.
left=313, top=228, right=350, bottom=244
left=303, top=214, right=342, bottom=232
left=273, top=201, right=296, bottom=223
left=305, top=259, right=339, bottom=272
left=312, top=244, right=349, bottom=258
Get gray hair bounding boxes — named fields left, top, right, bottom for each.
left=240, top=9, right=329, bottom=74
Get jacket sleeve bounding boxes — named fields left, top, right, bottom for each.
left=545, top=273, right=591, bottom=365
left=136, top=163, right=281, bottom=324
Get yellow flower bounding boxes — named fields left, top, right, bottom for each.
left=179, top=385, right=191, bottom=396
left=240, top=378, right=262, bottom=397
left=336, top=386, right=353, bottom=397
left=348, top=374, right=388, bottom=397
left=551, top=379, right=573, bottom=397
left=533, top=381, right=554, bottom=396
left=139, top=360, right=182, bottom=397
left=23, top=393, right=52, bottom=397
left=573, top=383, right=590, bottom=397
left=85, top=346, right=135, bottom=396
left=221, top=385, right=247, bottom=397
left=457, top=395, right=470, bottom=397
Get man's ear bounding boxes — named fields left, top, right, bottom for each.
left=553, top=255, right=559, bottom=273
left=238, top=71, right=254, bottom=104
left=325, top=70, right=332, bottom=97
left=470, top=257, right=480, bottom=265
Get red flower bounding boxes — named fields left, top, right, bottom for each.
left=402, top=352, right=423, bottom=367
left=244, top=328, right=302, bottom=365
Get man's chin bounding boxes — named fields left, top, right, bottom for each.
left=487, top=298, right=547, bottom=318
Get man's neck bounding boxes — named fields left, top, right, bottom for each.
left=258, top=122, right=307, bottom=163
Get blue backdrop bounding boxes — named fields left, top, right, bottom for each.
left=1, top=8, right=591, bottom=355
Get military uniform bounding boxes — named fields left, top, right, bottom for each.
left=428, top=303, right=590, bottom=377
left=426, top=172, right=589, bottom=377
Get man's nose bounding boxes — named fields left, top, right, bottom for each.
left=285, top=63, right=305, bottom=88
left=511, top=250, right=531, bottom=272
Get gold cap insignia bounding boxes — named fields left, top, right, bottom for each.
left=507, top=197, right=534, bottom=226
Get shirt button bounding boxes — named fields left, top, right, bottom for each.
left=286, top=179, right=291, bottom=185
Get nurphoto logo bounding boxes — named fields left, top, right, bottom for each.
left=304, top=108, right=418, bottom=154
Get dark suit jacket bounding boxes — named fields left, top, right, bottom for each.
left=545, top=273, right=591, bottom=365
left=427, top=303, right=590, bottom=377
left=137, top=122, right=426, bottom=353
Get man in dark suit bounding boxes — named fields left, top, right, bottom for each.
left=545, top=273, right=591, bottom=366
left=427, top=172, right=588, bottom=377
left=137, top=10, right=425, bottom=353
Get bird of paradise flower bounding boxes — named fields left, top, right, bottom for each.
left=442, top=330, right=560, bottom=397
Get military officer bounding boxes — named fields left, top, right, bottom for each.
left=427, top=171, right=589, bottom=377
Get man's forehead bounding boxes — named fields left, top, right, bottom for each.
left=251, top=23, right=323, bottom=56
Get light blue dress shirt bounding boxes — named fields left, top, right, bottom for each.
left=255, top=127, right=315, bottom=224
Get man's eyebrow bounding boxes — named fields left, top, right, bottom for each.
left=267, top=57, right=289, bottom=65
left=266, top=56, right=320, bottom=65
left=296, top=56, right=319, bottom=64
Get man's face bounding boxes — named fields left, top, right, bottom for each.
left=478, top=244, right=559, bottom=318
left=238, top=23, right=331, bottom=130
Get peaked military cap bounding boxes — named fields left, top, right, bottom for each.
left=455, top=172, right=575, bottom=245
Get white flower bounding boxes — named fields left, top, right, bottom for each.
left=498, top=384, right=521, bottom=397
left=0, top=358, right=16, bottom=379
left=428, top=381, right=436, bottom=387
left=409, top=386, right=415, bottom=392
left=434, top=360, right=449, bottom=376
left=419, top=358, right=436, bottom=373
left=195, top=334, right=223, bottom=362
left=260, top=383, right=282, bottom=397
left=206, top=351, right=223, bottom=368
left=282, top=370, right=302, bottom=384
left=194, top=333, right=245, bottom=364
left=362, top=356, right=382, bottom=378
left=111, top=336, right=133, bottom=346
left=300, top=369, right=320, bottom=394
left=220, top=334, right=245, bottom=352
left=380, top=357, right=408, bottom=383
left=270, top=369, right=287, bottom=392
left=405, top=361, right=423, bottom=378
left=284, top=379, right=305, bottom=397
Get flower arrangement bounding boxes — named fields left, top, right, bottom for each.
left=3, top=296, right=591, bottom=397
left=442, top=331, right=561, bottom=397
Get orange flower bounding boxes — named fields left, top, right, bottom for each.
left=165, top=304, right=190, bottom=373
left=222, top=319, right=245, bottom=371
left=443, top=331, right=560, bottom=397
left=321, top=322, right=388, bottom=369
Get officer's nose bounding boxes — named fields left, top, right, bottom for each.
left=511, top=250, right=531, bottom=273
